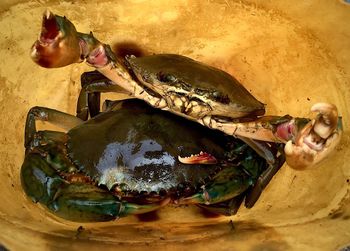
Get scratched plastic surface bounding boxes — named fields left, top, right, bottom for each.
left=0, top=0, right=349, bottom=250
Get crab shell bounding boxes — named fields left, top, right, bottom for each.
left=66, top=100, right=266, bottom=199
left=124, top=54, right=265, bottom=119
left=68, top=100, right=225, bottom=194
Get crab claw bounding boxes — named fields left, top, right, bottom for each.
left=284, top=103, right=342, bottom=169
left=311, top=103, right=339, bottom=139
left=178, top=151, right=218, bottom=165
left=30, top=10, right=82, bottom=68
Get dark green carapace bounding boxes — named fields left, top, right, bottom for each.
left=21, top=99, right=274, bottom=222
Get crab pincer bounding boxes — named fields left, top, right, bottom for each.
left=284, top=103, right=342, bottom=169
left=178, top=151, right=218, bottom=165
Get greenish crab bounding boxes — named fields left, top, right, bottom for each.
left=30, top=11, right=342, bottom=170
left=22, top=98, right=284, bottom=222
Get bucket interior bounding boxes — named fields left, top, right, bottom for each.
left=0, top=0, right=349, bottom=250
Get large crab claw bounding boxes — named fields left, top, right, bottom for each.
left=30, top=10, right=82, bottom=68
left=285, top=103, right=342, bottom=169
left=31, top=10, right=115, bottom=69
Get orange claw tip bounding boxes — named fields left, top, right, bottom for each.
left=178, top=151, right=218, bottom=165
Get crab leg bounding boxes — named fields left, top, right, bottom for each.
left=205, top=103, right=342, bottom=169
left=25, top=106, right=83, bottom=149
left=31, top=11, right=166, bottom=107
left=22, top=153, right=168, bottom=222
left=30, top=11, right=342, bottom=169
left=178, top=164, right=254, bottom=205
left=77, top=71, right=131, bottom=120
left=178, top=142, right=272, bottom=207
left=244, top=153, right=285, bottom=208
left=178, top=155, right=286, bottom=209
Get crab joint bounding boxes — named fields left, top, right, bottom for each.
left=178, top=151, right=217, bottom=164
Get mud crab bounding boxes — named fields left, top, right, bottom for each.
left=21, top=97, right=284, bottom=222
left=31, top=11, right=342, bottom=170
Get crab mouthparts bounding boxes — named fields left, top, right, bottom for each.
left=178, top=151, right=217, bottom=165
left=39, top=10, right=60, bottom=44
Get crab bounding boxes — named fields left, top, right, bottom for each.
left=30, top=11, right=342, bottom=170
left=21, top=97, right=285, bottom=222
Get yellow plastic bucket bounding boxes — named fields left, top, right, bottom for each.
left=0, top=1, right=349, bottom=250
